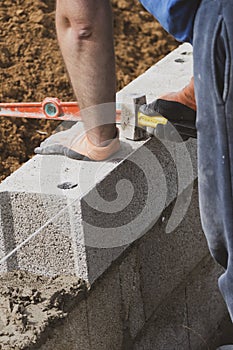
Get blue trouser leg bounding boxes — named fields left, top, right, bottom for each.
left=193, top=0, right=233, bottom=321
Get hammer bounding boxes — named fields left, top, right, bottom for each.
left=120, top=94, right=167, bottom=141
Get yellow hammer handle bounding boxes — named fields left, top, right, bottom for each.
left=138, top=112, right=168, bottom=128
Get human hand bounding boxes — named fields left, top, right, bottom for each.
left=139, top=98, right=197, bottom=141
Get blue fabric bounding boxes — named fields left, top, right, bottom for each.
left=193, top=0, right=233, bottom=321
left=139, top=0, right=201, bottom=43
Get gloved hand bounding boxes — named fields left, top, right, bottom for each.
left=139, top=98, right=197, bottom=142
left=34, top=122, right=120, bottom=161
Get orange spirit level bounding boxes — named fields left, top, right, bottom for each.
left=0, top=97, right=122, bottom=122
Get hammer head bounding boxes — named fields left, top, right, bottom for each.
left=121, top=94, right=147, bottom=141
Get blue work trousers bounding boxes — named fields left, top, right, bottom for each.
left=193, top=0, right=233, bottom=321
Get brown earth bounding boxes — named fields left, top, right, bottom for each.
left=0, top=0, right=178, bottom=182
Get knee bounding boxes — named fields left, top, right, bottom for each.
left=67, top=13, right=94, bottom=40
left=56, top=0, right=100, bottom=39
left=68, top=23, right=93, bottom=40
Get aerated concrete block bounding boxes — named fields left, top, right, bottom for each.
left=0, top=43, right=195, bottom=284
left=117, top=43, right=193, bottom=104
left=138, top=183, right=209, bottom=321
left=0, top=136, right=198, bottom=284
left=119, top=245, right=146, bottom=339
left=39, top=299, right=91, bottom=350
left=134, top=288, right=190, bottom=350
left=133, top=257, right=225, bottom=350
left=185, top=257, right=226, bottom=350
left=86, top=265, right=123, bottom=350
left=0, top=191, right=82, bottom=277
left=0, top=192, right=16, bottom=272
left=0, top=140, right=146, bottom=283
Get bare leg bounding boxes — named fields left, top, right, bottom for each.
left=56, top=0, right=117, bottom=144
left=35, top=0, right=120, bottom=161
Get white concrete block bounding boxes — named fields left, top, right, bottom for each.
left=0, top=44, right=195, bottom=284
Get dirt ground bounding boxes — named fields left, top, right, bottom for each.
left=0, top=0, right=178, bottom=182
left=0, top=271, right=87, bottom=349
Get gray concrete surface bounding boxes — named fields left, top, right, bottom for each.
left=133, top=256, right=226, bottom=350
left=0, top=43, right=196, bottom=284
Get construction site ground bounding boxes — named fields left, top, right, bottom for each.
left=0, top=0, right=178, bottom=183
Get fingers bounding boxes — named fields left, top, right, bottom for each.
left=155, top=99, right=196, bottom=123
left=140, top=99, right=196, bottom=123
left=139, top=97, right=197, bottom=142
left=139, top=101, right=161, bottom=117
left=34, top=122, right=85, bottom=153
left=34, top=144, right=89, bottom=160
left=34, top=144, right=66, bottom=155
